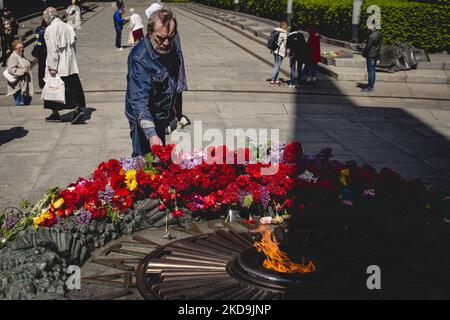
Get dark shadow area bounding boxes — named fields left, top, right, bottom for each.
left=188, top=2, right=450, bottom=299
left=60, top=107, right=96, bottom=124
left=355, top=82, right=367, bottom=89
left=0, top=126, right=28, bottom=145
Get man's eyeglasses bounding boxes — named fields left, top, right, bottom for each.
left=154, top=33, right=177, bottom=43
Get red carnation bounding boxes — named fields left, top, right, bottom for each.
left=284, top=141, right=303, bottom=163
left=171, top=209, right=184, bottom=218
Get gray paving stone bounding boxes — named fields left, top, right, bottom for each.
left=351, top=148, right=419, bottom=163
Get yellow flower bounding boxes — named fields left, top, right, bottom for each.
left=125, top=169, right=138, bottom=191
left=273, top=215, right=284, bottom=224
left=53, top=198, right=64, bottom=209
left=33, top=215, right=44, bottom=230
left=339, top=169, right=350, bottom=186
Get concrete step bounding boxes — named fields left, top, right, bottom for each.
left=417, top=62, right=450, bottom=70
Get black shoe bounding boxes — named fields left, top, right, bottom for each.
left=360, top=87, right=374, bottom=93
left=71, top=109, right=85, bottom=124
left=45, top=113, right=61, bottom=122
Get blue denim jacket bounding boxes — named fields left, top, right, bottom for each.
left=125, top=36, right=180, bottom=138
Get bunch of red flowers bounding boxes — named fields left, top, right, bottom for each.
left=33, top=141, right=445, bottom=228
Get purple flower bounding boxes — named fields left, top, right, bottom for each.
left=260, top=186, right=270, bottom=208
left=179, top=150, right=204, bottom=169
left=363, top=188, right=376, bottom=197
left=98, top=184, right=114, bottom=204
left=237, top=189, right=248, bottom=207
left=76, top=208, right=92, bottom=225
left=260, top=142, right=286, bottom=164
left=189, top=195, right=205, bottom=210
left=2, top=214, right=20, bottom=231
left=120, top=155, right=146, bottom=171
left=343, top=200, right=354, bottom=206
left=303, top=153, right=316, bottom=162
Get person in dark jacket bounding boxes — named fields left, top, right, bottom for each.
left=125, top=9, right=181, bottom=156
left=31, top=20, right=47, bottom=89
left=286, top=22, right=309, bottom=87
left=362, top=25, right=382, bottom=92
left=1, top=8, right=19, bottom=67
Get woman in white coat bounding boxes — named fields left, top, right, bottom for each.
left=128, top=8, right=144, bottom=44
left=66, top=0, right=81, bottom=31
left=5, top=40, right=33, bottom=106
left=42, top=7, right=86, bottom=124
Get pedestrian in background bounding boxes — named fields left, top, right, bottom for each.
left=286, top=22, right=309, bottom=88
left=1, top=8, right=19, bottom=67
left=66, top=0, right=82, bottom=31
left=128, top=8, right=144, bottom=44
left=31, top=20, right=47, bottom=89
left=361, top=24, right=382, bottom=93
left=269, top=20, right=288, bottom=86
left=43, top=7, right=86, bottom=124
left=304, top=25, right=321, bottom=83
left=114, top=3, right=129, bottom=50
left=5, top=40, right=33, bottom=106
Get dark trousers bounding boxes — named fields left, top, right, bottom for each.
left=129, top=119, right=168, bottom=157
left=1, top=36, right=13, bottom=65
left=366, top=57, right=376, bottom=88
left=37, top=56, right=46, bottom=88
left=115, top=29, right=122, bottom=48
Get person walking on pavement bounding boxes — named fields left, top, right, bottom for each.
left=128, top=8, right=144, bottom=44
left=43, top=7, right=86, bottom=124
left=5, top=40, right=33, bottom=106
left=304, top=26, right=321, bottom=83
left=31, top=20, right=47, bottom=89
left=361, top=24, right=382, bottom=93
left=145, top=2, right=190, bottom=135
left=286, top=22, right=309, bottom=88
left=125, top=9, right=182, bottom=156
left=269, top=20, right=288, bottom=86
left=114, top=3, right=129, bottom=50
left=66, top=0, right=82, bottom=31
left=1, top=8, right=19, bottom=67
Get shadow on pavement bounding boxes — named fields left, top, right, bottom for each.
left=0, top=126, right=28, bottom=146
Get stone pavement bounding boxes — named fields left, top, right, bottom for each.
left=0, top=1, right=450, bottom=210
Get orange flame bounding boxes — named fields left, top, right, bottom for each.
left=254, top=229, right=316, bottom=273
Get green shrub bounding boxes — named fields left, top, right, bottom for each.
left=194, top=0, right=450, bottom=51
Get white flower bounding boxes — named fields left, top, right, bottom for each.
left=299, top=170, right=319, bottom=183
left=260, top=216, right=273, bottom=225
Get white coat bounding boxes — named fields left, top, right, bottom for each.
left=129, top=13, right=144, bottom=32
left=44, top=17, right=79, bottom=78
left=273, top=27, right=288, bottom=58
left=66, top=5, right=81, bottom=30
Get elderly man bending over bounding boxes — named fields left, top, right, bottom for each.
left=43, top=7, right=86, bottom=124
left=125, top=9, right=181, bottom=156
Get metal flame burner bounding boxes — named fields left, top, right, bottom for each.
left=136, top=228, right=450, bottom=300
left=229, top=248, right=347, bottom=293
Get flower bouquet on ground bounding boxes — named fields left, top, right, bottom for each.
left=1, top=141, right=449, bottom=247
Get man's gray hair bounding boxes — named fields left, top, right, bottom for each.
left=147, top=9, right=177, bottom=35
left=43, top=7, right=58, bottom=25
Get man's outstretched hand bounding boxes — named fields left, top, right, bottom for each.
left=149, top=135, right=163, bottom=147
